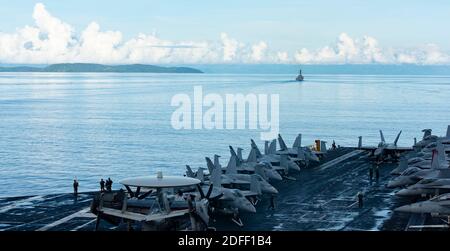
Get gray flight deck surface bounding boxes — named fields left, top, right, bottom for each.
left=0, top=148, right=422, bottom=231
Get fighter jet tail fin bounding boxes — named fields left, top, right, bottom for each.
left=297, top=147, right=305, bottom=160
left=229, top=146, right=242, bottom=166
left=210, top=164, right=222, bottom=188
left=293, top=134, right=302, bottom=148
left=251, top=139, right=262, bottom=158
left=380, top=130, right=386, bottom=143
left=280, top=154, right=288, bottom=170
left=358, top=136, right=362, bottom=149
left=247, top=147, right=257, bottom=163
left=196, top=168, right=205, bottom=183
left=278, top=134, right=288, bottom=150
left=237, top=148, right=243, bottom=162
left=205, top=157, right=215, bottom=174
left=226, top=155, right=238, bottom=175
left=269, top=139, right=277, bottom=154
left=431, top=149, right=440, bottom=170
left=250, top=175, right=262, bottom=195
left=186, top=165, right=195, bottom=178
left=446, top=125, right=450, bottom=138
left=214, top=155, right=221, bottom=169
left=394, top=131, right=402, bottom=146
left=437, top=141, right=446, bottom=165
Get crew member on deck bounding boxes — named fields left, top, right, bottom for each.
left=375, top=165, right=380, bottom=181
left=357, top=192, right=363, bottom=208
left=73, top=178, right=79, bottom=196
left=100, top=179, right=105, bottom=192
left=268, top=195, right=276, bottom=210
left=106, top=177, right=113, bottom=192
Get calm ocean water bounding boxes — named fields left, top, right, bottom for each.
left=1, top=72, right=450, bottom=197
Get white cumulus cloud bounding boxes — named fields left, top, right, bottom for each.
left=0, top=3, right=449, bottom=65
left=294, top=33, right=450, bottom=65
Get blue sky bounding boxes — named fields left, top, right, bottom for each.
left=0, top=0, right=449, bottom=64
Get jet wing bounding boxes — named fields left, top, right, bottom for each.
left=271, top=166, right=285, bottom=171
left=359, top=146, right=377, bottom=150
left=259, top=155, right=279, bottom=163
left=220, top=179, right=250, bottom=185
left=426, top=184, right=450, bottom=189
left=276, top=149, right=296, bottom=155
left=385, top=146, right=413, bottom=151
left=241, top=190, right=259, bottom=197
left=228, top=179, right=250, bottom=185
left=290, top=157, right=305, bottom=162
left=236, top=165, right=256, bottom=172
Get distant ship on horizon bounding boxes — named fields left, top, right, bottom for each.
left=296, top=69, right=304, bottom=81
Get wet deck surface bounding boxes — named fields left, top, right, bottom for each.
left=0, top=148, right=418, bottom=231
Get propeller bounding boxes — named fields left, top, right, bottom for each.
left=206, top=184, right=214, bottom=199
left=197, top=184, right=206, bottom=198
left=198, top=184, right=214, bottom=199
left=197, top=184, right=223, bottom=201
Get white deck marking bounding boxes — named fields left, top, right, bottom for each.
left=0, top=194, right=68, bottom=214
left=71, top=219, right=97, bottom=231
left=0, top=196, right=43, bottom=214
left=36, top=208, right=94, bottom=231
left=319, top=150, right=365, bottom=170
left=408, top=225, right=449, bottom=229
left=405, top=213, right=426, bottom=231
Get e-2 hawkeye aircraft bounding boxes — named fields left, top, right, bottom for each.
left=90, top=173, right=212, bottom=231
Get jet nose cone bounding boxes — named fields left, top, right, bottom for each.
left=387, top=179, right=403, bottom=188
left=238, top=199, right=257, bottom=213
left=243, top=202, right=257, bottom=213
left=394, top=205, right=413, bottom=213
left=386, top=181, right=396, bottom=188
left=395, top=189, right=411, bottom=196
left=273, top=175, right=283, bottom=181
left=262, top=186, right=278, bottom=194
left=289, top=163, right=301, bottom=171
left=268, top=171, right=283, bottom=181
left=269, top=187, right=279, bottom=194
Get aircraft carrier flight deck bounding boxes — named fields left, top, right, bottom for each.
left=0, top=147, right=434, bottom=231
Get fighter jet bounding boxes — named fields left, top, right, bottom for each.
left=186, top=164, right=258, bottom=215
left=358, top=130, right=413, bottom=161
left=207, top=155, right=279, bottom=195
left=276, top=134, right=320, bottom=164
left=395, top=193, right=450, bottom=215
left=396, top=175, right=450, bottom=197
left=228, top=146, right=283, bottom=181
left=390, top=157, right=409, bottom=175
left=390, top=141, right=449, bottom=176
left=250, top=139, right=301, bottom=172
left=387, top=148, right=449, bottom=188
left=415, top=125, right=450, bottom=149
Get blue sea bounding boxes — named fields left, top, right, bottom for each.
left=1, top=65, right=450, bottom=197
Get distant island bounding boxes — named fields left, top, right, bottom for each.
left=0, top=63, right=203, bottom=73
